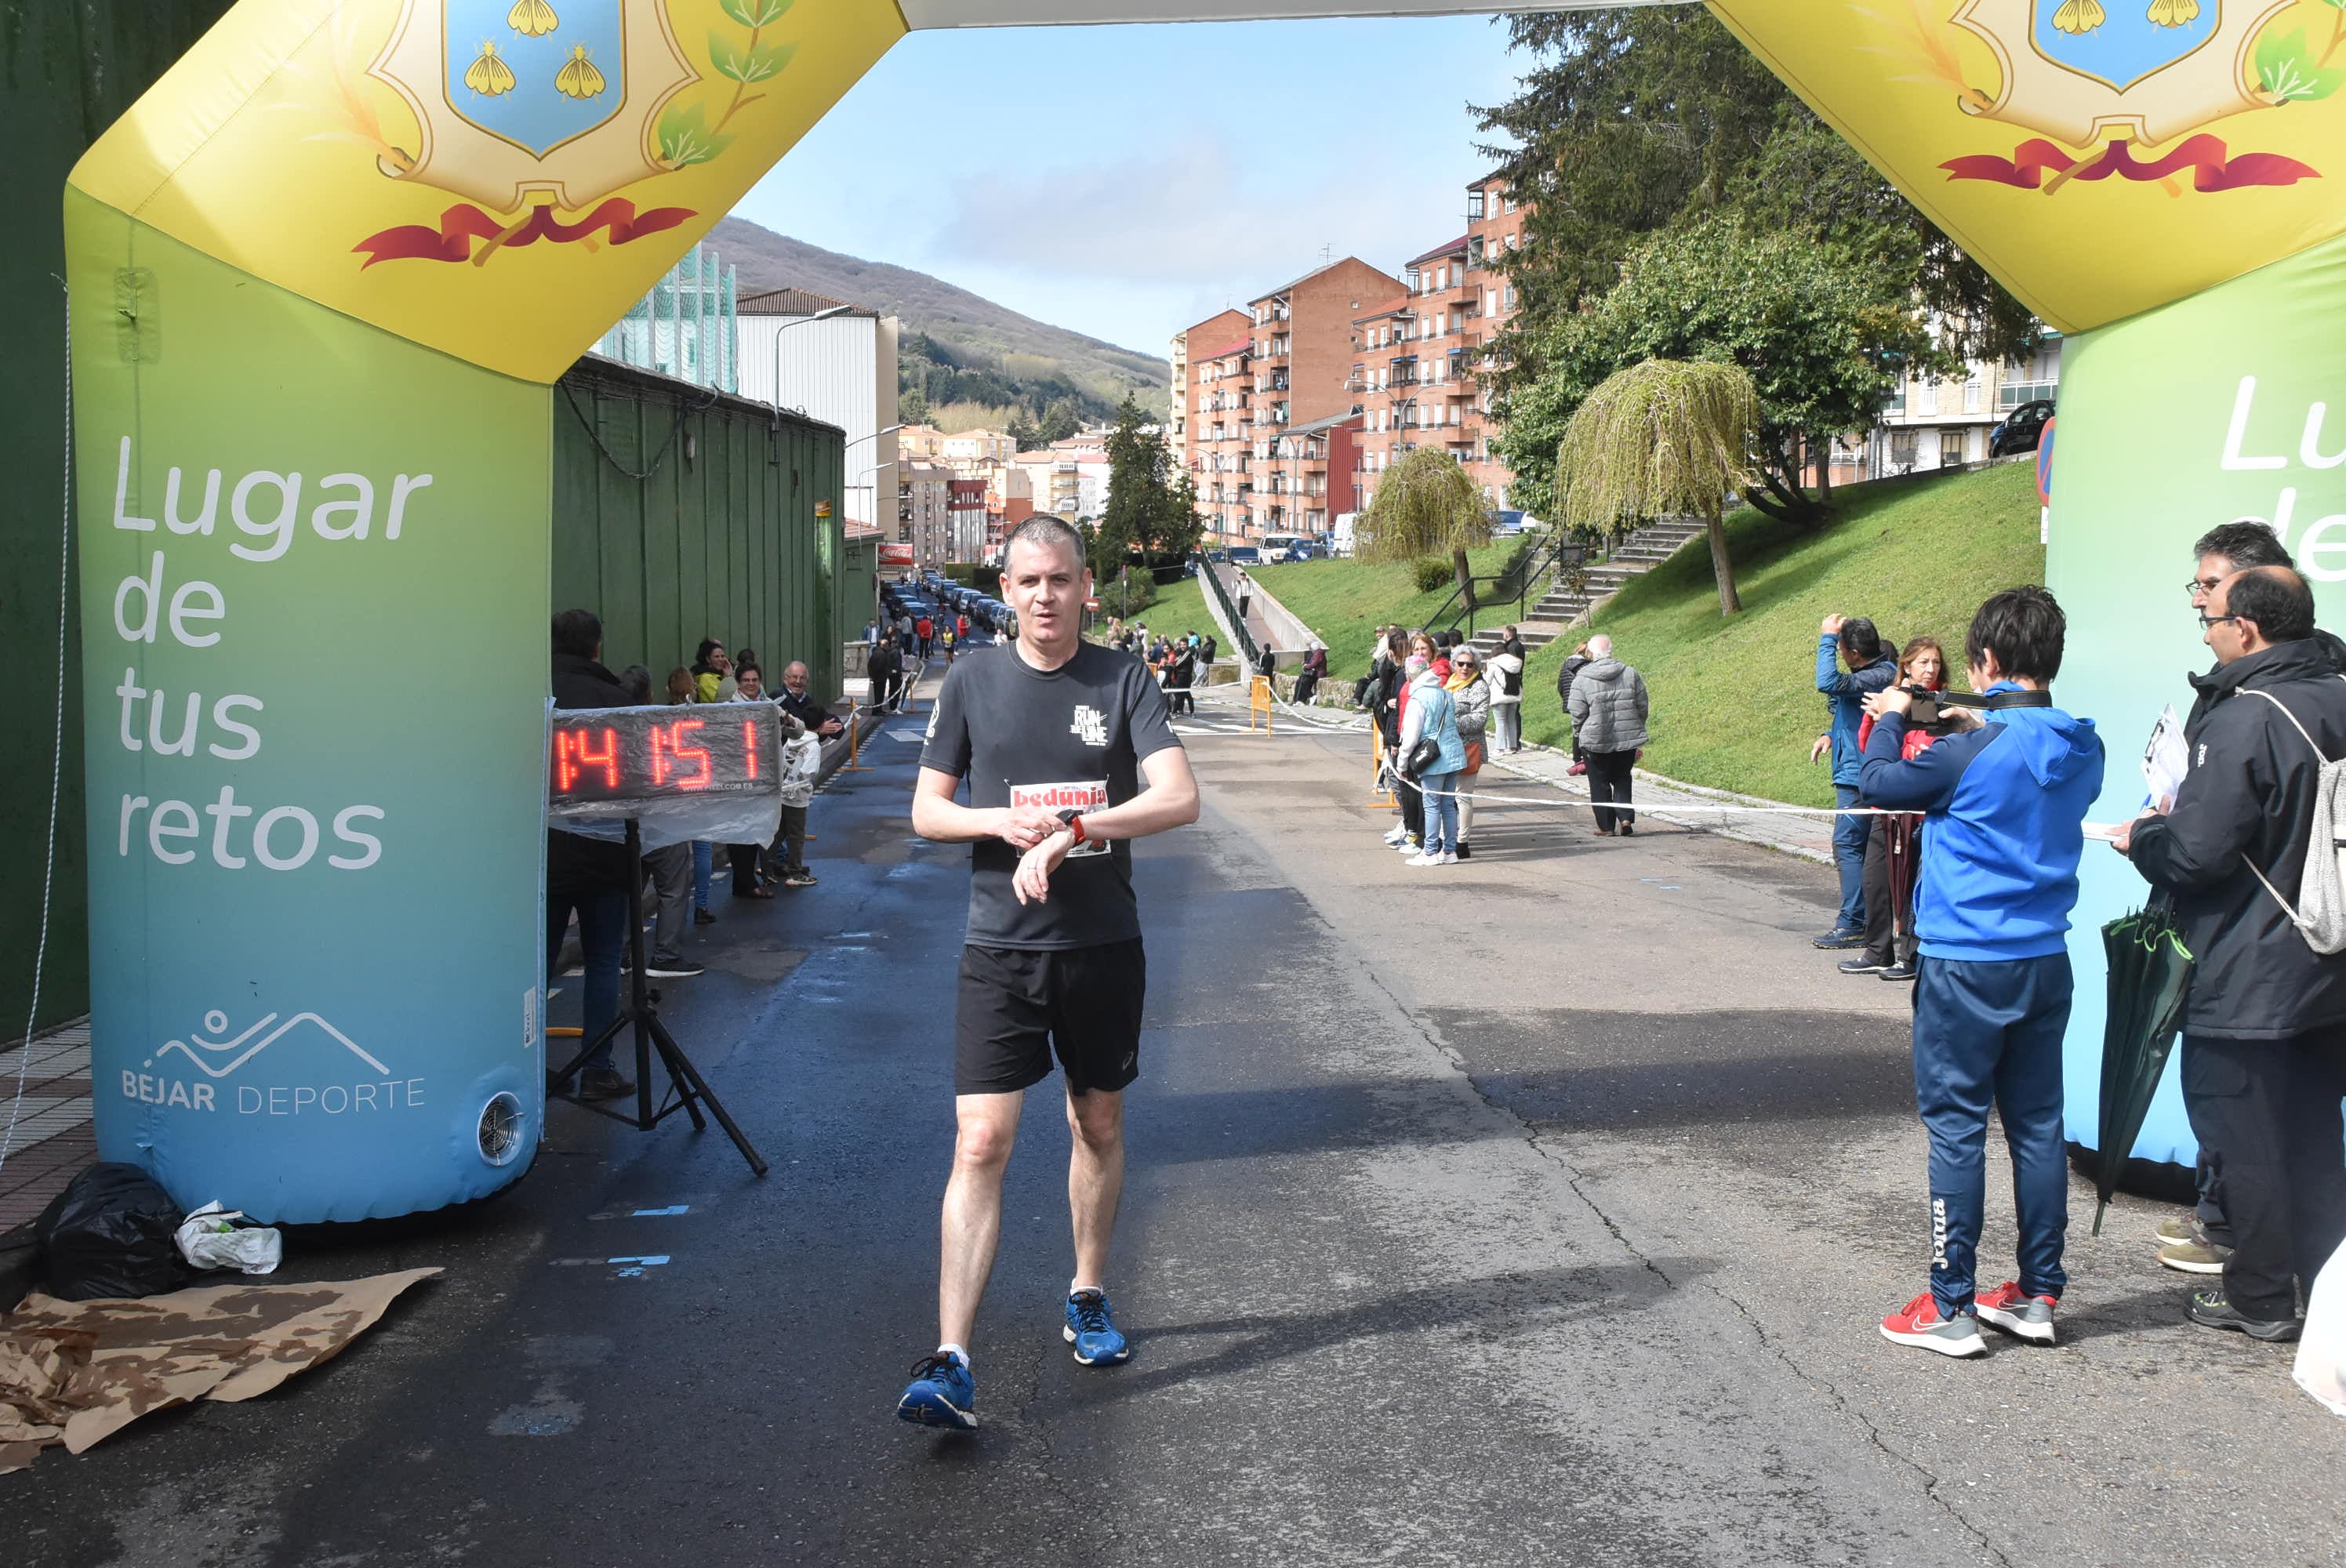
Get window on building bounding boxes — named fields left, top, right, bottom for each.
left=1963, top=372, right=1984, bottom=415
left=1468, top=190, right=1486, bottom=220
left=1917, top=379, right=1939, bottom=416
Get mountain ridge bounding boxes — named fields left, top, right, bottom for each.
left=710, top=217, right=1170, bottom=420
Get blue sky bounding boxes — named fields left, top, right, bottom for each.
left=733, top=16, right=1529, bottom=358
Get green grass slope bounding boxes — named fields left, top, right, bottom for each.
left=1249, top=542, right=1522, bottom=681
left=1517, top=461, right=2046, bottom=807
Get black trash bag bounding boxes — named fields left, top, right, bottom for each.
left=31, top=1162, right=192, bottom=1301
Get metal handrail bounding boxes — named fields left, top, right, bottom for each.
left=1196, top=555, right=1262, bottom=669
left=1427, top=530, right=1589, bottom=641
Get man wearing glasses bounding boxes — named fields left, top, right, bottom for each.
left=2152, top=525, right=2346, bottom=1281
left=2118, top=566, right=2346, bottom=1342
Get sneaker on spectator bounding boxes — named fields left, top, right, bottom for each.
left=1839, top=956, right=1891, bottom=975
left=2158, top=1240, right=2230, bottom=1275
left=1435, top=851, right=1458, bottom=866
left=2155, top=1215, right=2199, bottom=1246
left=1879, top=963, right=1918, bottom=982
left=896, top=1352, right=979, bottom=1428
left=783, top=870, right=818, bottom=888
left=2187, top=1289, right=2301, bottom=1341
left=1404, top=851, right=1442, bottom=867
left=1383, top=825, right=1408, bottom=845
left=1396, top=837, right=1421, bottom=855
left=1974, top=1281, right=2057, bottom=1345
left=1879, top=1292, right=1985, bottom=1357
left=693, top=908, right=717, bottom=926
left=1812, top=926, right=1867, bottom=949
left=645, top=955, right=704, bottom=978
left=577, top=1065, right=634, bottom=1101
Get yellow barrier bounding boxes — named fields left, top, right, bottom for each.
left=1248, top=675, right=1274, bottom=735
left=1369, top=730, right=1395, bottom=808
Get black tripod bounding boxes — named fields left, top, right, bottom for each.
left=549, top=818, right=768, bottom=1175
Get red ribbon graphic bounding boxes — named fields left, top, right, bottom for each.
left=354, top=198, right=696, bottom=267
left=1942, top=135, right=2319, bottom=192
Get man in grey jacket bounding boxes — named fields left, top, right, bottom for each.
left=1567, top=634, right=1651, bottom=837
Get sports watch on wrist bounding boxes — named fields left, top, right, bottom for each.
left=1055, top=808, right=1088, bottom=844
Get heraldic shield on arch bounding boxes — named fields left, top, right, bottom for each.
left=1942, top=0, right=2326, bottom=189
left=361, top=0, right=704, bottom=263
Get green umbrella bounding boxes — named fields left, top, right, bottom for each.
left=2094, top=906, right=2195, bottom=1235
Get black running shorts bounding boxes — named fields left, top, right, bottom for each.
left=954, top=940, right=1146, bottom=1096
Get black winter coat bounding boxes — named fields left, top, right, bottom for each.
left=2130, top=637, right=2346, bottom=1040
left=548, top=652, right=633, bottom=895
left=1556, top=654, right=1590, bottom=711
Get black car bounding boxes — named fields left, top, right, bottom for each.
left=1989, top=398, right=2054, bottom=458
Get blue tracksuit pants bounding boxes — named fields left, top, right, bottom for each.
left=1912, top=952, right=2072, bottom=1316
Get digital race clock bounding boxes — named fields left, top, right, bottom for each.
left=547, top=705, right=784, bottom=811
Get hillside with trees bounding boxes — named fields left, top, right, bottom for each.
left=711, top=217, right=1169, bottom=429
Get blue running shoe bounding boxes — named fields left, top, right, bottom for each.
left=1064, top=1289, right=1131, bottom=1366
left=895, top=1352, right=978, bottom=1429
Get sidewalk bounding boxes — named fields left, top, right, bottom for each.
left=1187, top=683, right=1836, bottom=864
left=0, top=1020, right=94, bottom=1232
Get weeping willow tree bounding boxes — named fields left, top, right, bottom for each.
left=1356, top=446, right=1494, bottom=609
left=1558, top=358, right=1759, bottom=616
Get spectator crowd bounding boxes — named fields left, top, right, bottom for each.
left=1342, top=521, right=2346, bottom=1357
left=547, top=608, right=848, bottom=1101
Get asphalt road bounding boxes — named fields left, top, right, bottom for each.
left=8, top=693, right=2343, bottom=1567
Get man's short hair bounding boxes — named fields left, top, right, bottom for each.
left=2225, top=564, right=2317, bottom=644
left=1838, top=616, right=1884, bottom=666
left=2193, top=521, right=2293, bottom=572
left=1966, top=586, right=2067, bottom=684
left=552, top=608, right=601, bottom=660
left=1004, top=516, right=1087, bottom=568
left=616, top=663, right=652, bottom=704
left=1588, top=633, right=1614, bottom=657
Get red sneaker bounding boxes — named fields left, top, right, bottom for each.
left=1974, top=1281, right=2057, bottom=1345
left=1880, top=1291, right=1985, bottom=1357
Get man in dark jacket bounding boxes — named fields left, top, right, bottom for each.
left=2160, top=523, right=2346, bottom=1275
left=1556, top=643, right=1592, bottom=766
left=1862, top=586, right=2104, bottom=1356
left=2121, top=566, right=2346, bottom=1342
left=1814, top=615, right=1901, bottom=947
left=777, top=660, right=847, bottom=739
left=548, top=609, right=635, bottom=1101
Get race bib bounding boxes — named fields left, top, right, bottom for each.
left=1013, top=780, right=1110, bottom=858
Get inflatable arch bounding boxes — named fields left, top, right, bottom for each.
left=68, top=0, right=2346, bottom=1219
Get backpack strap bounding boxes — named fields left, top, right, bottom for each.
left=2242, top=687, right=2326, bottom=760
left=2237, top=682, right=2338, bottom=928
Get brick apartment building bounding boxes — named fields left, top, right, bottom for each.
left=1175, top=176, right=1527, bottom=543
left=1355, top=171, right=1527, bottom=514
left=1176, top=261, right=1398, bottom=543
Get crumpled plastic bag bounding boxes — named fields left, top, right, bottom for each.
left=173, top=1202, right=281, bottom=1276
left=31, top=1163, right=190, bottom=1301
left=2293, top=1236, right=2346, bottom=1417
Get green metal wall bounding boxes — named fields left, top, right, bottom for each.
left=2, top=1, right=242, bottom=1036
left=553, top=360, right=847, bottom=703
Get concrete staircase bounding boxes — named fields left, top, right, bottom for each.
left=1465, top=516, right=1706, bottom=656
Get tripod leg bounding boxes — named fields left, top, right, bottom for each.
left=648, top=1012, right=768, bottom=1176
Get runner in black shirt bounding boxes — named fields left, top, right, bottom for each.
left=895, top=518, right=1199, bottom=1430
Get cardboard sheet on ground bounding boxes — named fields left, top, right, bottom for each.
left=0, top=1268, right=439, bottom=1473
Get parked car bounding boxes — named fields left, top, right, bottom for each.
left=1989, top=398, right=2054, bottom=458
left=1226, top=546, right=1262, bottom=565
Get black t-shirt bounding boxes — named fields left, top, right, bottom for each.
left=921, top=642, right=1181, bottom=950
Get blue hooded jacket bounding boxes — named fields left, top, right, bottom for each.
left=1858, top=685, right=2104, bottom=962
left=1817, top=633, right=1898, bottom=786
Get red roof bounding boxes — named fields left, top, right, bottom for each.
left=1203, top=339, right=1252, bottom=361
left=1407, top=234, right=1471, bottom=267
